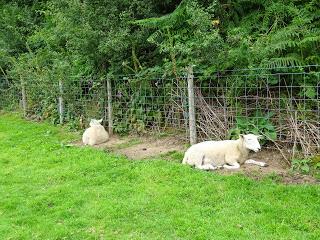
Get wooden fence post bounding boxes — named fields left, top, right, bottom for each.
left=187, top=65, right=197, bottom=145
left=58, top=80, right=64, bottom=124
left=107, top=77, right=113, bottom=136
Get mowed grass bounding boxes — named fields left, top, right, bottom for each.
left=0, top=114, right=319, bottom=240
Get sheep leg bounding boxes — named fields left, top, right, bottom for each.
left=223, top=162, right=240, bottom=170
left=245, top=159, right=268, bottom=167
left=195, top=164, right=218, bottom=171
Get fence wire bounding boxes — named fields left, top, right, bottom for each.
left=0, top=65, right=319, bottom=156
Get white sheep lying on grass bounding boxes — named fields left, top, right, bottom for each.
left=182, top=134, right=267, bottom=170
left=82, top=118, right=109, bottom=146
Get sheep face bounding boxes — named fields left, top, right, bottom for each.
left=241, top=134, right=261, bottom=152
left=89, top=118, right=103, bottom=127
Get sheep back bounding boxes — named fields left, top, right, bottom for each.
left=82, top=125, right=109, bottom=146
left=183, top=139, right=249, bottom=167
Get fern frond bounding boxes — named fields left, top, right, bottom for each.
left=299, top=34, right=320, bottom=46
left=273, top=40, right=299, bottom=51
left=146, top=30, right=163, bottom=44
left=133, top=0, right=188, bottom=29
left=305, top=55, right=320, bottom=65
left=263, top=54, right=305, bottom=68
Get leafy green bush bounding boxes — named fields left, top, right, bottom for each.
left=291, top=156, right=320, bottom=176
left=291, top=159, right=311, bottom=174
left=228, top=111, right=277, bottom=144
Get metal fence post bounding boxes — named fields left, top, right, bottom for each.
left=21, top=77, right=27, bottom=117
left=58, top=80, right=64, bottom=124
left=187, top=65, right=197, bottom=145
left=103, top=79, right=108, bottom=124
left=107, top=77, right=113, bottom=136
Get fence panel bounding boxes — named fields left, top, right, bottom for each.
left=1, top=65, right=319, bottom=156
left=0, top=76, right=20, bottom=111
left=193, top=66, right=320, bottom=156
left=110, top=74, right=188, bottom=136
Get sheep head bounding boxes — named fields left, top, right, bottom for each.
left=89, top=118, right=103, bottom=127
left=240, top=134, right=261, bottom=152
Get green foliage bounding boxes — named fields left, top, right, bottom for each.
left=2, top=0, right=320, bottom=77
left=291, top=159, right=311, bottom=174
left=135, top=0, right=224, bottom=75
left=291, top=156, right=320, bottom=177
left=228, top=111, right=277, bottom=144
left=112, top=76, right=170, bottom=134
left=214, top=0, right=320, bottom=69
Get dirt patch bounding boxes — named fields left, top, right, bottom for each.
left=219, top=150, right=318, bottom=184
left=117, top=137, right=185, bottom=159
left=71, top=135, right=185, bottom=159
left=72, top=136, right=318, bottom=184
left=243, top=150, right=289, bottom=175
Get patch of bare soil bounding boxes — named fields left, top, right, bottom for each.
left=72, top=136, right=318, bottom=184
left=220, top=150, right=318, bottom=184
left=71, top=135, right=185, bottom=159
left=117, top=137, right=185, bottom=159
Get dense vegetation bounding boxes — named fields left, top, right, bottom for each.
left=1, top=0, right=319, bottom=80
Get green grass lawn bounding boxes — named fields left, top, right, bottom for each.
left=0, top=113, right=319, bottom=240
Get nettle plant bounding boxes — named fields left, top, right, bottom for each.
left=291, top=159, right=312, bottom=174
left=228, top=111, right=277, bottom=144
left=112, top=77, right=167, bottom=134
left=291, top=155, right=320, bottom=175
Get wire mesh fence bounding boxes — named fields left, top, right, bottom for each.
left=0, top=76, right=20, bottom=111
left=0, top=65, right=319, bottom=156
left=110, top=74, right=189, bottom=135
left=193, top=66, right=320, bottom=156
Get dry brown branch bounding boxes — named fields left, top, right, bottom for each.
left=284, top=104, right=320, bottom=158
left=194, top=89, right=231, bottom=141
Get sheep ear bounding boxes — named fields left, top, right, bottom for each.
left=239, top=134, right=244, bottom=139
left=98, top=118, right=103, bottom=123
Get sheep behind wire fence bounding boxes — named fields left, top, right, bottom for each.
left=0, top=65, right=319, bottom=157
